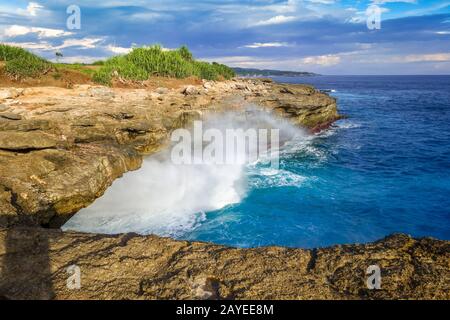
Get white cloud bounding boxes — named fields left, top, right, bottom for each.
left=204, top=54, right=342, bottom=69
left=352, top=52, right=450, bottom=64
left=403, top=2, right=450, bottom=16
left=2, top=25, right=73, bottom=39
left=17, top=2, right=43, bottom=16
left=126, top=11, right=172, bottom=22
left=1, top=41, right=54, bottom=51
left=371, top=0, right=416, bottom=4
left=436, top=31, right=450, bottom=35
left=243, top=42, right=292, bottom=49
left=403, top=53, right=450, bottom=62
left=50, top=55, right=106, bottom=64
left=301, top=54, right=341, bottom=66
left=263, top=0, right=298, bottom=14
left=307, top=0, right=336, bottom=4
left=251, top=15, right=298, bottom=27
left=27, top=2, right=43, bottom=16
left=56, top=38, right=104, bottom=50
left=106, top=44, right=132, bottom=54
left=5, top=37, right=105, bottom=52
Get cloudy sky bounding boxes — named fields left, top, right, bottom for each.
left=0, top=0, right=449, bottom=74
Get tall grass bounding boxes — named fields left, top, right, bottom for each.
left=0, top=44, right=235, bottom=84
left=53, top=63, right=98, bottom=77
left=93, top=45, right=235, bottom=85
left=0, top=44, right=52, bottom=79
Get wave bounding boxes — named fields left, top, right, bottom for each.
left=336, top=119, right=361, bottom=129
left=248, top=168, right=308, bottom=188
left=63, top=107, right=309, bottom=237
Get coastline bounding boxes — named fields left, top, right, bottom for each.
left=0, top=78, right=448, bottom=300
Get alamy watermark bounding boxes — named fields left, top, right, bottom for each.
left=366, top=5, right=382, bottom=30
left=66, top=5, right=81, bottom=30
left=366, top=265, right=381, bottom=290
left=66, top=264, right=81, bottom=290
left=170, top=121, right=280, bottom=170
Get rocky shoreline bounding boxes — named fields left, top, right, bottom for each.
left=0, top=78, right=448, bottom=300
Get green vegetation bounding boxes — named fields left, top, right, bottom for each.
left=53, top=63, right=98, bottom=77
left=0, top=44, right=235, bottom=84
left=0, top=44, right=52, bottom=79
left=93, top=45, right=235, bottom=85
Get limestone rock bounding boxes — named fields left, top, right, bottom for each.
left=0, top=112, right=22, bottom=120
left=182, top=85, right=200, bottom=95
left=0, top=186, right=18, bottom=227
left=0, top=131, right=58, bottom=151
left=155, top=87, right=169, bottom=94
left=0, top=229, right=447, bottom=300
left=87, top=86, right=115, bottom=99
left=0, top=88, right=23, bottom=100
left=202, top=81, right=214, bottom=90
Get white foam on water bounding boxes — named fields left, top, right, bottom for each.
left=336, top=119, right=361, bottom=129
left=63, top=156, right=245, bottom=237
left=248, top=168, right=308, bottom=189
left=63, top=108, right=309, bottom=237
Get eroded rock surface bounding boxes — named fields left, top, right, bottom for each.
left=0, top=79, right=339, bottom=227
left=1, top=79, right=447, bottom=300
left=0, top=228, right=448, bottom=300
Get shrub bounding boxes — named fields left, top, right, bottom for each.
left=0, top=44, right=52, bottom=79
left=92, top=60, right=105, bottom=66
left=93, top=45, right=235, bottom=85
left=93, top=55, right=149, bottom=85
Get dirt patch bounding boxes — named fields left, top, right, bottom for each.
left=0, top=67, right=93, bottom=88
left=0, top=65, right=203, bottom=90
left=112, top=76, right=203, bottom=90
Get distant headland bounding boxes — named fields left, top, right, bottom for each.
left=232, top=67, right=318, bottom=77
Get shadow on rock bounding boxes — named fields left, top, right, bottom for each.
left=0, top=227, right=55, bottom=300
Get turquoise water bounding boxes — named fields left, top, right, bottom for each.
left=182, top=75, right=450, bottom=248
left=65, top=75, right=450, bottom=249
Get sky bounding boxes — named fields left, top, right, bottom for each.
left=0, top=0, right=449, bottom=74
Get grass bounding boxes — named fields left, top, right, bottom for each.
left=53, top=63, right=99, bottom=77
left=0, top=43, right=235, bottom=85
left=93, top=45, right=235, bottom=85
left=0, top=44, right=52, bottom=79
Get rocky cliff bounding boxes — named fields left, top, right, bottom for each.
left=0, top=79, right=339, bottom=227
left=0, top=79, right=448, bottom=300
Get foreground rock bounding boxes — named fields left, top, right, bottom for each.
left=0, top=229, right=448, bottom=300
left=0, top=79, right=339, bottom=227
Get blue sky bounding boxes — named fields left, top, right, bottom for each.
left=1, top=0, right=449, bottom=74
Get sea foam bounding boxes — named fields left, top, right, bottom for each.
left=63, top=108, right=308, bottom=237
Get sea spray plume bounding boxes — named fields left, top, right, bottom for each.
left=63, top=108, right=308, bottom=237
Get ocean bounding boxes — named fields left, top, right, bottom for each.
left=64, top=75, right=450, bottom=248
left=183, top=75, right=450, bottom=248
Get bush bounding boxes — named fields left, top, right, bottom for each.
left=93, top=55, right=149, bottom=85
left=0, top=44, right=52, bottom=79
left=92, top=60, right=105, bottom=66
left=178, top=45, right=193, bottom=61
left=93, top=45, right=235, bottom=85
left=0, top=44, right=30, bottom=61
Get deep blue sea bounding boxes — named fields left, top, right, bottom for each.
left=182, top=75, right=450, bottom=248
left=65, top=75, right=450, bottom=249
